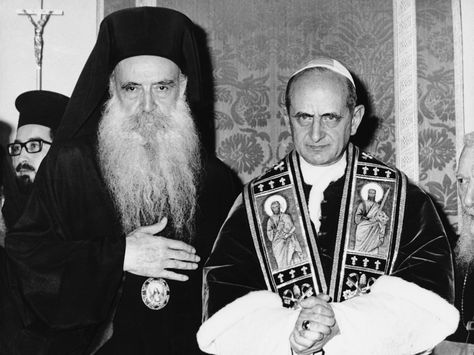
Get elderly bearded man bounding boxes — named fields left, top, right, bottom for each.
left=454, top=132, right=474, bottom=347
left=435, top=131, right=474, bottom=354
left=0, top=7, right=238, bottom=355
left=197, top=58, right=458, bottom=355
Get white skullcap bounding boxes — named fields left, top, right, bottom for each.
left=290, top=57, right=355, bottom=88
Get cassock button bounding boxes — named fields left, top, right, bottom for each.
left=141, top=277, right=170, bottom=310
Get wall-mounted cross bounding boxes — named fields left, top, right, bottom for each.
left=17, top=1, right=63, bottom=89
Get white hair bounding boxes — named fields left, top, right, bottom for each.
left=464, top=131, right=474, bottom=147
left=97, top=77, right=201, bottom=239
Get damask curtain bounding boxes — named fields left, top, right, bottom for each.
left=101, top=0, right=459, bottom=229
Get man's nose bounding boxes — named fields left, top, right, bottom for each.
left=310, top=118, right=324, bottom=142
left=18, top=146, right=29, bottom=158
left=142, top=89, right=157, bottom=112
left=464, top=182, right=474, bottom=208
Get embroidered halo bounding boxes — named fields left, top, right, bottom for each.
left=264, top=194, right=288, bottom=216
left=360, top=182, right=384, bottom=202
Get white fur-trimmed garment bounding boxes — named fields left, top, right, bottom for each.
left=197, top=276, right=459, bottom=355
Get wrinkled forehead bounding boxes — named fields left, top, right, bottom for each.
left=458, top=146, right=474, bottom=170
left=294, top=68, right=348, bottom=89
left=458, top=146, right=474, bottom=175
left=15, top=124, right=52, bottom=142
left=289, top=70, right=349, bottom=106
left=113, top=55, right=181, bottom=78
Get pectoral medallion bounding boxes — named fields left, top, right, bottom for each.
left=141, top=277, right=170, bottom=310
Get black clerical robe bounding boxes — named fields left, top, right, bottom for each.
left=198, top=149, right=458, bottom=354
left=449, top=266, right=474, bottom=343
left=0, top=136, right=239, bottom=355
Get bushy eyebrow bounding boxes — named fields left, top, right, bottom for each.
left=120, top=79, right=176, bottom=88
left=321, top=112, right=343, bottom=119
left=155, top=79, right=176, bottom=86
left=293, top=112, right=343, bottom=119
left=293, top=112, right=313, bottom=118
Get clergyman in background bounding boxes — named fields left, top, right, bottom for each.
left=1, top=90, right=68, bottom=243
left=435, top=131, right=474, bottom=354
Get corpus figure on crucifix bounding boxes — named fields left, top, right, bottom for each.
left=17, top=3, right=63, bottom=89
left=24, top=10, right=52, bottom=67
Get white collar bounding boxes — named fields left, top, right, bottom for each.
left=299, top=152, right=347, bottom=186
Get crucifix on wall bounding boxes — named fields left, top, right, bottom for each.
left=17, top=0, right=63, bottom=90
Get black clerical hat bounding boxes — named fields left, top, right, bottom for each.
left=107, top=7, right=201, bottom=81
left=54, top=7, right=203, bottom=141
left=15, top=90, right=69, bottom=131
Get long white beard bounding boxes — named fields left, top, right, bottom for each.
left=97, top=93, right=201, bottom=240
left=454, top=211, right=474, bottom=273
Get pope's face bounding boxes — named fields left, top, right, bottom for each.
left=113, top=55, right=185, bottom=117
left=457, top=145, right=474, bottom=217
left=287, top=70, right=364, bottom=166
left=12, top=124, right=52, bottom=183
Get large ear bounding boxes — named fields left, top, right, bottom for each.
left=283, top=110, right=290, bottom=126
left=179, top=75, right=188, bottom=97
left=350, top=104, right=365, bottom=136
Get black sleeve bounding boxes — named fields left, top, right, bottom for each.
left=203, top=197, right=267, bottom=319
left=391, top=182, right=455, bottom=303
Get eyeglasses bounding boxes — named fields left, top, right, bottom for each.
left=7, top=139, right=52, bottom=156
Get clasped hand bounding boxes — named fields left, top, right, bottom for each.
left=290, top=294, right=338, bottom=355
left=123, top=217, right=200, bottom=281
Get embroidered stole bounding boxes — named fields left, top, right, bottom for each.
left=243, top=144, right=407, bottom=307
